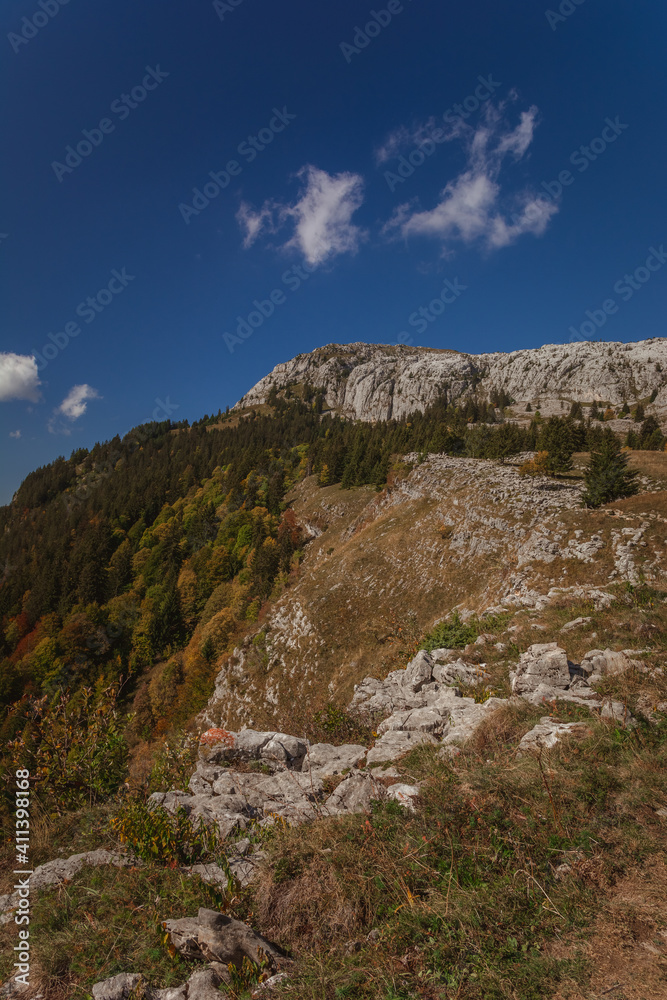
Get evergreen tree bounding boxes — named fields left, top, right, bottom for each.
left=538, top=417, right=575, bottom=475
left=639, top=415, right=665, bottom=451
left=581, top=430, right=639, bottom=508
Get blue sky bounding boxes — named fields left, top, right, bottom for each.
left=2, top=0, right=666, bottom=503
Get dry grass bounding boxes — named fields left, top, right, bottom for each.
left=250, top=712, right=667, bottom=999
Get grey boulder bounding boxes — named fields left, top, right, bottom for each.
left=510, top=643, right=571, bottom=696
left=165, top=907, right=284, bottom=970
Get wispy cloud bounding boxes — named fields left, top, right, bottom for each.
left=49, top=384, right=100, bottom=434
left=375, top=120, right=438, bottom=165
left=9, top=430, right=21, bottom=439
left=383, top=100, right=558, bottom=252
left=237, top=165, right=367, bottom=266
left=0, top=353, right=41, bottom=403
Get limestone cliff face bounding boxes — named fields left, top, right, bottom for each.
left=235, top=339, right=667, bottom=421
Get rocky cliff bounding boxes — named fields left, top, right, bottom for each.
left=235, top=338, right=667, bottom=421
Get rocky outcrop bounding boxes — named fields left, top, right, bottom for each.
left=516, top=717, right=592, bottom=756
left=0, top=849, right=136, bottom=925
left=235, top=339, right=667, bottom=422
left=92, top=968, right=231, bottom=999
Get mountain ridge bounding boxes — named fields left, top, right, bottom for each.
left=235, top=337, right=667, bottom=422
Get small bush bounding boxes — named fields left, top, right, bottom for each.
left=420, top=610, right=509, bottom=652
left=111, top=799, right=228, bottom=868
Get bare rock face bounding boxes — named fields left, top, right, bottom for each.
left=234, top=339, right=667, bottom=422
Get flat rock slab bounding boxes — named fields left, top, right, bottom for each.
left=302, top=742, right=367, bottom=776
left=366, top=730, right=437, bottom=765
left=517, top=717, right=591, bottom=755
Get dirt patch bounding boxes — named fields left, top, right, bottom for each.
left=551, top=858, right=667, bottom=999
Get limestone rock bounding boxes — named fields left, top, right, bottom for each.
left=377, top=706, right=447, bottom=736
left=93, top=969, right=228, bottom=1000
left=165, top=908, right=284, bottom=970
left=199, top=729, right=308, bottom=772
left=432, top=658, right=490, bottom=687
left=509, top=643, right=571, bottom=696
left=302, top=742, right=367, bottom=776
left=386, top=783, right=421, bottom=811
left=517, top=717, right=591, bottom=755
left=92, top=973, right=145, bottom=1000
left=580, top=648, right=643, bottom=684
left=324, top=771, right=386, bottom=814
left=560, top=616, right=593, bottom=632
left=234, top=339, right=667, bottom=423
left=366, top=730, right=438, bottom=765
left=403, top=650, right=434, bottom=692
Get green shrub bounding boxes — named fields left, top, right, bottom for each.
left=111, top=799, right=228, bottom=868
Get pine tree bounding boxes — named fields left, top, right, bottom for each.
left=581, top=429, right=639, bottom=508
left=538, top=417, right=575, bottom=475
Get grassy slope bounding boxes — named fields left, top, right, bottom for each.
left=2, top=455, right=667, bottom=998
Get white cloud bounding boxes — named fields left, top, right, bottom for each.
left=384, top=101, right=558, bottom=252
left=375, top=121, right=437, bottom=165
left=49, top=384, right=100, bottom=434
left=9, top=430, right=21, bottom=439
left=236, top=201, right=277, bottom=250
left=237, top=165, right=367, bottom=266
left=0, top=353, right=41, bottom=403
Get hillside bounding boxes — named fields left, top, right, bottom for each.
left=1, top=340, right=667, bottom=999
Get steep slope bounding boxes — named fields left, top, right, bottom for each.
left=202, top=451, right=667, bottom=733
left=235, top=339, right=667, bottom=421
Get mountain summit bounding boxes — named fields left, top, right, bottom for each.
left=236, top=338, right=667, bottom=422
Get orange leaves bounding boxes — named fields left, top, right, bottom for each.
left=199, top=727, right=235, bottom=748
